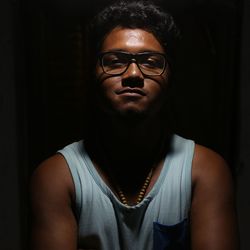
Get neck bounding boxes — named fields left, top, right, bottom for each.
left=107, top=112, right=165, bottom=149
left=87, top=112, right=169, bottom=165
left=85, top=111, right=171, bottom=198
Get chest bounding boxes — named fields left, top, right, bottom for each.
left=77, top=183, right=190, bottom=250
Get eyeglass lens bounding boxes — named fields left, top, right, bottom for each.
left=101, top=52, right=165, bottom=76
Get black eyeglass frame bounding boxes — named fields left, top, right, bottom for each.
left=98, top=51, right=168, bottom=76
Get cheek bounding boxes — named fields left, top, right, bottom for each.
left=159, top=74, right=169, bottom=93
left=98, top=76, right=120, bottom=99
left=147, top=75, right=169, bottom=92
left=95, top=63, right=104, bottom=78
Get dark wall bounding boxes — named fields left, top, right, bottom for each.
left=236, top=0, right=250, bottom=249
left=1, top=0, right=249, bottom=249
left=0, top=0, right=21, bottom=249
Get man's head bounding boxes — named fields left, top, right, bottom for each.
left=87, top=0, right=180, bottom=69
left=85, top=0, right=179, bottom=121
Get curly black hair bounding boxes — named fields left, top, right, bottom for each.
left=86, top=0, right=180, bottom=64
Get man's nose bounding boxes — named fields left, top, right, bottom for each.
left=122, top=62, right=144, bottom=87
left=122, top=62, right=143, bottom=78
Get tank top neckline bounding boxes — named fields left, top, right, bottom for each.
left=79, top=135, right=176, bottom=211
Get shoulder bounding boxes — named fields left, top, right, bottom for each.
left=191, top=144, right=235, bottom=204
left=31, top=153, right=75, bottom=204
left=30, top=154, right=78, bottom=249
left=189, top=145, right=239, bottom=249
left=192, top=144, right=233, bottom=185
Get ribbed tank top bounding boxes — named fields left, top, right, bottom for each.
left=58, top=134, right=195, bottom=250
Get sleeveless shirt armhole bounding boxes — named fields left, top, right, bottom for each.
left=183, top=138, right=195, bottom=216
left=172, top=135, right=195, bottom=218
left=57, top=141, right=83, bottom=219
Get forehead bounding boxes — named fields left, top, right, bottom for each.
left=100, top=27, right=165, bottom=53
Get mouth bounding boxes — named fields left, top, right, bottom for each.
left=115, top=88, right=146, bottom=96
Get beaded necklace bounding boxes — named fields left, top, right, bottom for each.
left=117, top=168, right=153, bottom=206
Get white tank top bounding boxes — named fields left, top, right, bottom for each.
left=58, top=134, right=195, bottom=250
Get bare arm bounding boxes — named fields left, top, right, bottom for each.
left=30, top=154, right=78, bottom=250
left=191, top=145, right=239, bottom=250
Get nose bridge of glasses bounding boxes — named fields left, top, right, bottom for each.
left=124, top=54, right=142, bottom=73
left=125, top=57, right=143, bottom=76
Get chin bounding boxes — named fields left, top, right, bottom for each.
left=98, top=99, right=160, bottom=120
left=111, top=105, right=154, bottom=121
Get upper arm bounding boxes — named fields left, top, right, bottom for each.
left=30, top=154, right=78, bottom=250
left=191, top=145, right=239, bottom=250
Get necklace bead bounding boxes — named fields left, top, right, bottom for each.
left=117, top=168, right=153, bottom=205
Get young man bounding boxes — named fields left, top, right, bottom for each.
left=31, top=1, right=239, bottom=249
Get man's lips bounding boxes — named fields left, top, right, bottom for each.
left=115, top=88, right=146, bottom=96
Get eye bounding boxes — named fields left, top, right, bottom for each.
left=103, top=53, right=127, bottom=68
left=140, top=54, right=165, bottom=69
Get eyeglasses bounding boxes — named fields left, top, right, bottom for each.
left=99, top=51, right=167, bottom=76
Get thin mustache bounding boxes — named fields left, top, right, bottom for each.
left=115, top=88, right=146, bottom=96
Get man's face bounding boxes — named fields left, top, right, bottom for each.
left=95, top=27, right=170, bottom=118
